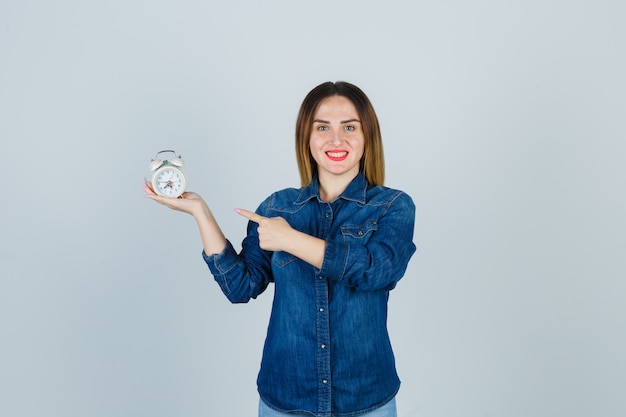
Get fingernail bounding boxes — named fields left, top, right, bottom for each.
left=233, top=208, right=241, bottom=213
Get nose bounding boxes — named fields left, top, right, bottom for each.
left=329, top=129, right=342, bottom=146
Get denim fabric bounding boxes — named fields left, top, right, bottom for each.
left=203, top=173, right=416, bottom=417
left=259, top=397, right=397, bottom=417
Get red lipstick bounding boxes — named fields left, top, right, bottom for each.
left=325, top=150, right=349, bottom=161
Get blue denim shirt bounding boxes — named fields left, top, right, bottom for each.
left=203, top=173, right=416, bottom=417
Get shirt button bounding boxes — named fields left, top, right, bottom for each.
left=319, top=307, right=325, bottom=312
left=321, top=344, right=326, bottom=349
left=322, top=379, right=328, bottom=384
left=325, top=213, right=330, bottom=218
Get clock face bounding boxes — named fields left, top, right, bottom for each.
left=152, top=166, right=186, bottom=197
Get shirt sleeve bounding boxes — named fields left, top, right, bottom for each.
left=319, top=191, right=417, bottom=291
left=202, top=203, right=274, bottom=303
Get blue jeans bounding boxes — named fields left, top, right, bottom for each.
left=258, top=397, right=397, bottom=417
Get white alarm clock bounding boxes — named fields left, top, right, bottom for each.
left=149, top=150, right=187, bottom=198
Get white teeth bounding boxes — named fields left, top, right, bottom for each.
left=327, top=151, right=347, bottom=157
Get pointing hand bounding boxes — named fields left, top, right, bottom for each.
left=235, top=208, right=294, bottom=252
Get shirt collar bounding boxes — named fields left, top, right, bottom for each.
left=295, top=173, right=368, bottom=205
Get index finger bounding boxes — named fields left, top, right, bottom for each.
left=235, top=208, right=266, bottom=224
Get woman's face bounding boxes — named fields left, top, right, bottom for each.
left=309, top=95, right=365, bottom=182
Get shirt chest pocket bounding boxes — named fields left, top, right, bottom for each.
left=340, top=221, right=378, bottom=244
left=272, top=250, right=298, bottom=268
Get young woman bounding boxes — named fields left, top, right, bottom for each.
left=144, top=81, right=416, bottom=417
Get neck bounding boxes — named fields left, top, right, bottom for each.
left=318, top=171, right=358, bottom=202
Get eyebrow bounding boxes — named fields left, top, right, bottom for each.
left=313, top=118, right=361, bottom=124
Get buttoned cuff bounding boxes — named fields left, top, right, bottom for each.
left=202, top=240, right=241, bottom=275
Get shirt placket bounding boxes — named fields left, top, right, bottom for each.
left=316, top=202, right=333, bottom=416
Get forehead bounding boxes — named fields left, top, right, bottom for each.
left=313, top=95, right=359, bottom=119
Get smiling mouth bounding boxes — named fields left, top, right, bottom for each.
left=326, top=151, right=348, bottom=161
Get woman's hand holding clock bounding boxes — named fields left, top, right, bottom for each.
left=144, top=180, right=228, bottom=255
left=143, top=180, right=206, bottom=218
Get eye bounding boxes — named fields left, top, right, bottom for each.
left=344, top=125, right=355, bottom=131
left=317, top=125, right=329, bottom=131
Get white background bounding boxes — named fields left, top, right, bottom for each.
left=1, top=1, right=625, bottom=416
